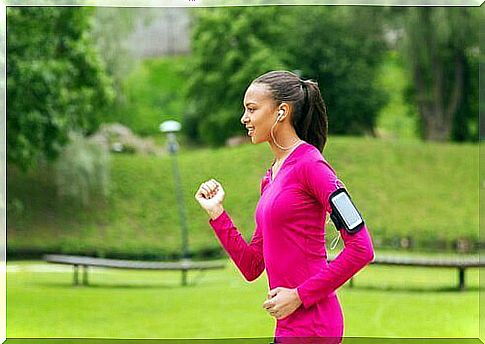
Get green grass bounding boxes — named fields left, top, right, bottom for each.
left=6, top=259, right=479, bottom=338
left=7, top=136, right=479, bottom=259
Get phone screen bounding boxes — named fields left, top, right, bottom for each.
left=332, top=192, right=363, bottom=230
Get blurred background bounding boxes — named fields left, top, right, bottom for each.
left=6, top=5, right=482, bottom=339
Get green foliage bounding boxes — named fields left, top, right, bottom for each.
left=400, top=7, right=479, bottom=142
left=375, top=50, right=419, bottom=140
left=106, top=56, right=188, bottom=136
left=55, top=132, right=110, bottom=207
left=185, top=7, right=388, bottom=145
left=185, top=7, right=287, bottom=146
left=281, top=6, right=389, bottom=136
left=451, top=44, right=479, bottom=142
left=7, top=7, right=114, bottom=170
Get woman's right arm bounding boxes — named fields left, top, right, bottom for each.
left=195, top=178, right=265, bottom=282
left=209, top=209, right=264, bottom=282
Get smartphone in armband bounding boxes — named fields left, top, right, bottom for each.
left=329, top=188, right=365, bottom=234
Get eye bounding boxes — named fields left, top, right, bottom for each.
left=248, top=108, right=255, bottom=113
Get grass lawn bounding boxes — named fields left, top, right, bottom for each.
left=6, top=257, right=479, bottom=339
left=7, top=136, right=479, bottom=259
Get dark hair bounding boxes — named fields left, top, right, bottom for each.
left=251, top=70, right=328, bottom=152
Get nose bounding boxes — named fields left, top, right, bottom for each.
left=240, top=111, right=249, bottom=125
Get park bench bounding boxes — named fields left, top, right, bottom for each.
left=340, top=254, right=483, bottom=290
left=44, top=253, right=482, bottom=290
left=43, top=254, right=226, bottom=286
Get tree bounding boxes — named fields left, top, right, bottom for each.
left=401, top=7, right=479, bottom=142
left=184, top=7, right=287, bottom=146
left=7, top=7, right=114, bottom=170
left=282, top=6, right=389, bottom=136
left=185, top=6, right=388, bottom=145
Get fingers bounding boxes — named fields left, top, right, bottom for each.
left=264, top=287, right=282, bottom=309
left=263, top=299, right=281, bottom=319
left=206, top=179, right=218, bottom=196
left=263, top=288, right=291, bottom=319
left=268, top=287, right=280, bottom=299
left=262, top=298, right=274, bottom=310
left=201, top=184, right=211, bottom=197
left=196, top=185, right=208, bottom=199
left=211, top=179, right=222, bottom=188
left=269, top=310, right=279, bottom=318
left=263, top=300, right=276, bottom=314
left=195, top=179, right=221, bottom=199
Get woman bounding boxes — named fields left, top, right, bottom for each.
left=195, top=70, right=375, bottom=343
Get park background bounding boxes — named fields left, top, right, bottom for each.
left=5, top=5, right=482, bottom=340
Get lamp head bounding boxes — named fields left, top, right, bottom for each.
left=160, top=120, right=181, bottom=133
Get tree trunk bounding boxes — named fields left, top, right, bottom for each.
left=408, top=8, right=466, bottom=142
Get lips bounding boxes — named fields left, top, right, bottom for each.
left=246, top=127, right=254, bottom=136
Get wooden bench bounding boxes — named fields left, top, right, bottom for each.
left=43, top=254, right=226, bottom=286
left=335, top=254, right=483, bottom=290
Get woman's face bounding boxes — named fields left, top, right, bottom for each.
left=240, top=83, right=279, bottom=144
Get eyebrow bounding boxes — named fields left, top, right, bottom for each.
left=244, top=102, right=257, bottom=107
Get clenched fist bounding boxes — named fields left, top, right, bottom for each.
left=195, top=178, right=225, bottom=220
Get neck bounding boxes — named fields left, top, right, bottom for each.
left=269, top=135, right=302, bottom=163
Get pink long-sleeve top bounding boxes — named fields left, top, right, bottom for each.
left=209, top=141, right=375, bottom=340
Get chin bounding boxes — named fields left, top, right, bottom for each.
left=251, top=135, right=260, bottom=144
left=253, top=135, right=269, bottom=145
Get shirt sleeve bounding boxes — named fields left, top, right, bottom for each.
left=296, top=157, right=375, bottom=309
left=208, top=177, right=266, bottom=282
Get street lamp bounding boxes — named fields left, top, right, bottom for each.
left=159, top=120, right=190, bottom=286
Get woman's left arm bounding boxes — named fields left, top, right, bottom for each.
left=295, top=158, right=375, bottom=309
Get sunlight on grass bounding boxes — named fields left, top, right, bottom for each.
left=7, top=259, right=479, bottom=339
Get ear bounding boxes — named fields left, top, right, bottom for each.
left=277, top=102, right=291, bottom=121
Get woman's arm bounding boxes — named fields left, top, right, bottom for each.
left=208, top=178, right=266, bottom=282
left=296, top=158, right=375, bottom=309
left=209, top=210, right=264, bottom=282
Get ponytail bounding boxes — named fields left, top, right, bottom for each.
left=294, top=80, right=328, bottom=153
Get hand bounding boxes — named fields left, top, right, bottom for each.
left=194, top=178, right=225, bottom=219
left=262, top=287, right=302, bottom=320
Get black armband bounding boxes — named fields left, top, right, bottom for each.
left=329, top=188, right=365, bottom=235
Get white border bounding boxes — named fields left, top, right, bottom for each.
left=1, top=2, right=482, bottom=343
left=3, top=0, right=485, bottom=6
left=1, top=0, right=5, bottom=342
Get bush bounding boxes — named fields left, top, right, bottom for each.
left=55, top=132, right=110, bottom=207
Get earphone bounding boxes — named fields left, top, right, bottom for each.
left=271, top=108, right=302, bottom=150
left=277, top=109, right=284, bottom=120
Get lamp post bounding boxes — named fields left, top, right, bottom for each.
left=159, top=120, right=190, bottom=286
